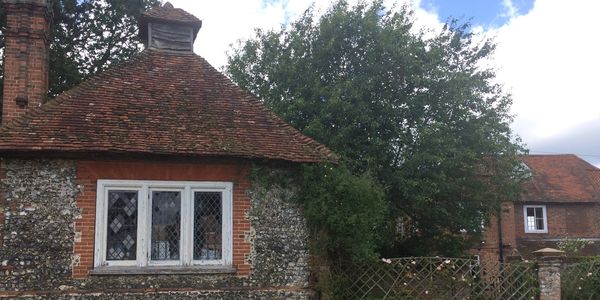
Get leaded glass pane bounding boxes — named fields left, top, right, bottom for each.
left=151, top=191, right=181, bottom=260
left=194, top=192, right=222, bottom=260
left=106, top=190, right=138, bottom=260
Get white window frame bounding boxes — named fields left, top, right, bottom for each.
left=523, top=205, right=548, bottom=233
left=94, top=180, right=233, bottom=268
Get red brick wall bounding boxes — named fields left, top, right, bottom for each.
left=475, top=202, right=600, bottom=263
left=1, top=1, right=50, bottom=124
left=72, top=160, right=252, bottom=278
left=513, top=202, right=600, bottom=256
left=501, top=202, right=517, bottom=250
left=513, top=203, right=600, bottom=239
left=470, top=202, right=517, bottom=264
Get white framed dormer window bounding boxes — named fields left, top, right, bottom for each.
left=523, top=205, right=548, bottom=233
left=94, top=180, right=232, bottom=269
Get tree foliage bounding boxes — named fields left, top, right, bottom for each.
left=0, top=0, right=160, bottom=98
left=227, top=0, right=526, bottom=258
left=298, top=164, right=387, bottom=262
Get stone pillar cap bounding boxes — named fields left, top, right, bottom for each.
left=533, top=248, right=565, bottom=257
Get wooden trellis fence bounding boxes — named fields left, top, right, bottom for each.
left=335, top=257, right=538, bottom=300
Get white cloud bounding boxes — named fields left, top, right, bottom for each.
left=491, top=0, right=600, bottom=147
left=170, top=0, right=289, bottom=69
left=168, top=0, right=443, bottom=69
left=500, top=0, right=518, bottom=19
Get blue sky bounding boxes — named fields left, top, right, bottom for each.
left=421, top=0, right=534, bottom=28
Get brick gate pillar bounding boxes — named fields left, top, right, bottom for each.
left=533, top=248, right=565, bottom=300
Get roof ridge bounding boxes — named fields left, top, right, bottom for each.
left=522, top=154, right=597, bottom=168
left=523, top=154, right=578, bottom=157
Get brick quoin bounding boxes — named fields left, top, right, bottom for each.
left=72, top=160, right=253, bottom=279
left=1, top=0, right=51, bottom=125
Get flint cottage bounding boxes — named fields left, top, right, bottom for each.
left=0, top=1, right=334, bottom=298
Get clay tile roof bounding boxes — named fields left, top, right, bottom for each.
left=142, top=2, right=201, bottom=26
left=520, top=154, right=599, bottom=203
left=140, top=2, right=202, bottom=38
left=0, top=50, right=337, bottom=163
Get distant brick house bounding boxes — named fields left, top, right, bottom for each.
left=472, top=154, right=600, bottom=264
left=0, top=1, right=335, bottom=298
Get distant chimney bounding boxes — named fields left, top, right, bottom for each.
left=139, top=2, right=202, bottom=52
left=1, top=0, right=52, bottom=125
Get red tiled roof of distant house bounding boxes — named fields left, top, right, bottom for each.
left=520, top=154, right=599, bottom=203
left=0, top=50, right=337, bottom=163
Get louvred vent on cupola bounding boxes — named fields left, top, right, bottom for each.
left=139, top=2, right=203, bottom=51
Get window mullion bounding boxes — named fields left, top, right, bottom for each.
left=542, top=206, right=547, bottom=231
left=223, top=187, right=233, bottom=265
left=94, top=184, right=106, bottom=267
left=95, top=180, right=233, bottom=269
left=138, top=185, right=148, bottom=267
left=182, top=185, right=192, bottom=266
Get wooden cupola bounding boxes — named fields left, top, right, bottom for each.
left=139, top=2, right=203, bottom=51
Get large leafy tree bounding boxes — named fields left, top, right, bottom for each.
left=227, top=0, right=526, bottom=257
left=0, top=0, right=160, bottom=98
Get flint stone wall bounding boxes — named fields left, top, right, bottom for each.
left=0, top=159, right=313, bottom=299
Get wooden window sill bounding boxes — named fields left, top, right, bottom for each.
left=90, top=265, right=237, bottom=275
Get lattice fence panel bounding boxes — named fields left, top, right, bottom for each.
left=562, top=259, right=600, bottom=300
left=337, top=257, right=538, bottom=300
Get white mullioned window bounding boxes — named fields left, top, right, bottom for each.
left=94, top=180, right=233, bottom=268
left=523, top=205, right=548, bottom=233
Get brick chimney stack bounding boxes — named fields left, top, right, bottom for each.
left=1, top=0, right=51, bottom=125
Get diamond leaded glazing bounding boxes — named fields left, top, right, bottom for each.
left=151, top=191, right=181, bottom=260
left=106, top=190, right=138, bottom=260
left=193, top=192, right=222, bottom=260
